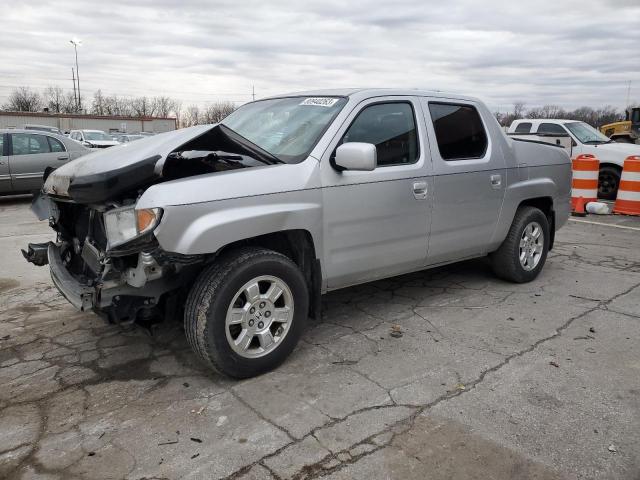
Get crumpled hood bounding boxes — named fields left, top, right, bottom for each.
left=44, top=125, right=214, bottom=198
left=587, top=142, right=640, bottom=165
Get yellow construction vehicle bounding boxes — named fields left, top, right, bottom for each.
left=600, top=107, right=640, bottom=143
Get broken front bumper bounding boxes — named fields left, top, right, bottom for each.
left=48, top=243, right=95, bottom=311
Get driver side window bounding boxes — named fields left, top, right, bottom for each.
left=341, top=102, right=419, bottom=167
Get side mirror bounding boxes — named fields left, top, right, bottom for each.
left=334, top=142, right=377, bottom=171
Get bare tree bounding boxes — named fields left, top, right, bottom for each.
left=202, top=102, right=236, bottom=124
left=43, top=86, right=66, bottom=113
left=92, top=90, right=106, bottom=115
left=153, top=96, right=176, bottom=117
left=181, top=105, right=201, bottom=127
left=102, top=95, right=132, bottom=116
left=173, top=100, right=183, bottom=126
left=3, top=87, right=43, bottom=112
left=59, top=91, right=78, bottom=113
left=130, top=96, right=156, bottom=117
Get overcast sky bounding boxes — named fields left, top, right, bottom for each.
left=1, top=0, right=638, bottom=112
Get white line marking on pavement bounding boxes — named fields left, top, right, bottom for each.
left=569, top=218, right=640, bottom=231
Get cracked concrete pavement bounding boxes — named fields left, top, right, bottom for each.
left=1, top=195, right=639, bottom=479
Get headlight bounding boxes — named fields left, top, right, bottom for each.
left=103, top=206, right=162, bottom=249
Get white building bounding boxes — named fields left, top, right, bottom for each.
left=0, top=111, right=177, bottom=134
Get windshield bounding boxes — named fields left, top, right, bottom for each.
left=84, top=131, right=112, bottom=141
left=222, top=96, right=348, bottom=163
left=565, top=122, right=611, bottom=144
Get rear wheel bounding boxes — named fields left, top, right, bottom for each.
left=598, top=165, right=621, bottom=200
left=184, top=247, right=308, bottom=378
left=490, top=206, right=549, bottom=283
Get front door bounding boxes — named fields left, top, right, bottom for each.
left=320, top=97, right=433, bottom=289
left=421, top=99, right=506, bottom=265
left=0, top=134, right=11, bottom=193
left=9, top=133, right=61, bottom=192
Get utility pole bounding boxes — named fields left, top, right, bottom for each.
left=252, top=85, right=255, bottom=101
left=71, top=67, right=78, bottom=111
left=626, top=80, right=631, bottom=108
left=70, top=39, right=82, bottom=111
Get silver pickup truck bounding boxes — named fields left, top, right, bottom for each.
left=24, top=89, right=571, bottom=378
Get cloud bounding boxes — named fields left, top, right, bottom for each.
left=1, top=0, right=638, bottom=111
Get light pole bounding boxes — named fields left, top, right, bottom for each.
left=70, top=38, right=82, bottom=111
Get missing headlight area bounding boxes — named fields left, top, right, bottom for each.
left=26, top=194, right=203, bottom=325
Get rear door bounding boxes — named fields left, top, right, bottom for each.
left=9, top=133, right=63, bottom=192
left=0, top=134, right=11, bottom=193
left=422, top=99, right=506, bottom=265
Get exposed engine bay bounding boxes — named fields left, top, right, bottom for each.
left=25, top=124, right=279, bottom=324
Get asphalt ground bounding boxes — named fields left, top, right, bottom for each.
left=1, top=195, right=639, bottom=479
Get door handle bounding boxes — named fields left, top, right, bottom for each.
left=413, top=181, right=428, bottom=199
left=57, top=155, right=69, bottom=160
left=490, top=174, right=502, bottom=189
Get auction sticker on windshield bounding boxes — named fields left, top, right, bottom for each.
left=299, top=97, right=340, bottom=107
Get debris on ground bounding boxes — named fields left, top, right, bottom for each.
left=190, top=437, right=203, bottom=443
left=190, top=406, right=206, bottom=415
left=589, top=327, right=596, bottom=333
left=390, top=324, right=403, bottom=338
left=455, top=384, right=466, bottom=391
left=332, top=360, right=358, bottom=365
left=549, top=361, right=560, bottom=368
left=158, top=440, right=179, bottom=446
left=608, top=444, right=618, bottom=453
left=191, top=453, right=200, bottom=459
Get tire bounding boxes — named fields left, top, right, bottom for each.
left=184, top=247, right=308, bottom=378
left=598, top=165, right=621, bottom=200
left=490, top=206, right=549, bottom=283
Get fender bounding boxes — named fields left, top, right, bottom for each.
left=152, top=189, right=324, bottom=257
left=490, top=176, right=558, bottom=247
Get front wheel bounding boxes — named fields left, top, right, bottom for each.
left=490, top=206, right=550, bottom=283
left=184, top=247, right=308, bottom=378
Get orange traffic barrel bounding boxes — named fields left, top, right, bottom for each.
left=613, top=156, right=640, bottom=216
left=571, top=154, right=600, bottom=211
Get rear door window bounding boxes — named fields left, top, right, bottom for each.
left=428, top=103, right=488, bottom=160
left=48, top=136, right=66, bottom=152
left=11, top=134, right=51, bottom=155
left=537, top=123, right=567, bottom=135
left=514, top=122, right=532, bottom=133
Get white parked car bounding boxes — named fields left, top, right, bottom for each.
left=508, top=119, right=640, bottom=199
left=69, top=130, right=120, bottom=149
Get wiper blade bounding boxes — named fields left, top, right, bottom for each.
left=219, top=124, right=283, bottom=165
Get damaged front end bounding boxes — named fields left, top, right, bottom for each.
left=25, top=196, right=202, bottom=323
left=24, top=124, right=277, bottom=324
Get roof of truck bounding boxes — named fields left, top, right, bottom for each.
left=263, top=88, right=481, bottom=104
